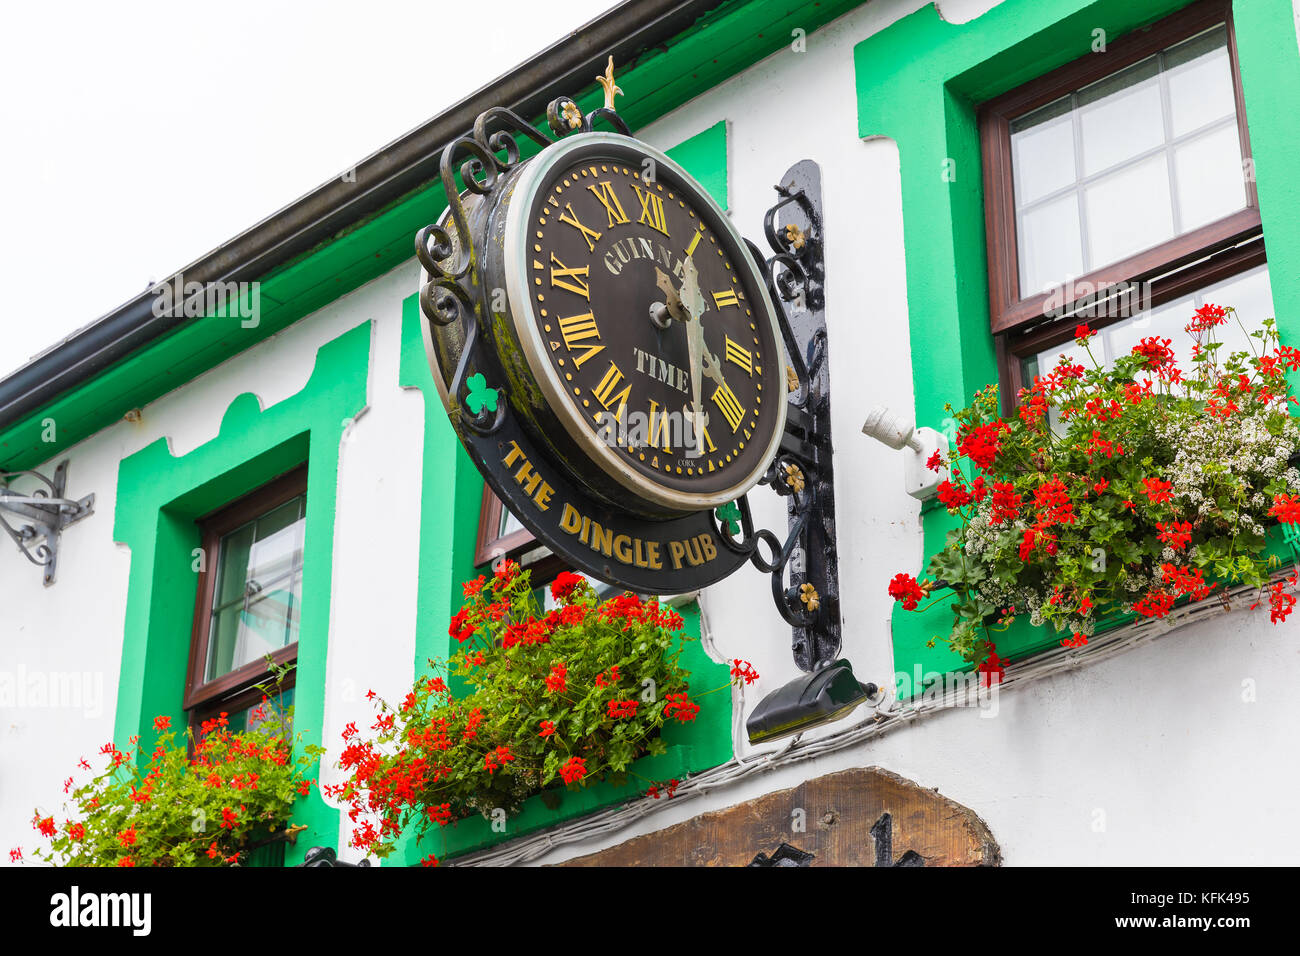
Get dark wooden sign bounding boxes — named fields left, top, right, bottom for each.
left=556, top=767, right=1001, bottom=867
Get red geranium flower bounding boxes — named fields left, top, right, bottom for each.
left=550, top=571, right=585, bottom=602
left=1132, top=336, right=1175, bottom=370
left=978, top=644, right=1006, bottom=687
left=606, top=700, right=638, bottom=719
left=730, top=659, right=760, bottom=685
left=153, top=715, right=171, bottom=732
left=887, top=572, right=926, bottom=611
left=1142, top=477, right=1174, bottom=504
left=559, top=756, right=587, bottom=785
left=545, top=662, right=567, bottom=694
left=448, top=609, right=474, bottom=644
left=1156, top=520, right=1193, bottom=550
left=1269, top=493, right=1300, bottom=525
left=494, top=560, right=519, bottom=585
left=664, top=692, right=700, bottom=723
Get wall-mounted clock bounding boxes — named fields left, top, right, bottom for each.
left=417, top=106, right=803, bottom=592
left=425, top=132, right=786, bottom=522
left=493, top=133, right=787, bottom=517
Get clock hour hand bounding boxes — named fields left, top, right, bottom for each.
left=654, top=267, right=688, bottom=324
left=659, top=259, right=710, bottom=455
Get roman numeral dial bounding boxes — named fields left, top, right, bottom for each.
left=526, top=153, right=774, bottom=497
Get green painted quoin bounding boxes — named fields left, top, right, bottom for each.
left=111, top=321, right=372, bottom=864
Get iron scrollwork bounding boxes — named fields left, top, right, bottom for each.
left=415, top=93, right=628, bottom=438
left=715, top=160, right=839, bottom=672
left=0, top=460, right=95, bottom=587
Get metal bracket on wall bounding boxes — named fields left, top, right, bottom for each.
left=0, top=460, right=94, bottom=586
left=721, top=159, right=838, bottom=672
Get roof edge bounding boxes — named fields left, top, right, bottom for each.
left=0, top=0, right=729, bottom=430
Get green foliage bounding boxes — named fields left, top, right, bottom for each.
left=333, top=563, right=711, bottom=862
left=899, top=307, right=1300, bottom=663
left=28, top=663, right=320, bottom=867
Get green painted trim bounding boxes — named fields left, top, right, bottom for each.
left=111, top=321, right=372, bottom=864
left=854, top=0, right=1300, bottom=694
left=0, top=0, right=851, bottom=474
left=390, top=123, right=734, bottom=862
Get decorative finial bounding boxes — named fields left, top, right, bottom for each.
left=799, top=582, right=820, bottom=612
left=597, top=55, right=623, bottom=111
left=781, top=462, right=806, bottom=493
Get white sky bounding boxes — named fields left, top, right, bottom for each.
left=0, top=0, right=618, bottom=379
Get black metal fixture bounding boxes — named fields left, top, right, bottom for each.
left=0, top=460, right=94, bottom=586
left=747, top=659, right=878, bottom=745
left=724, top=162, right=878, bottom=744
left=296, top=846, right=372, bottom=867
left=412, top=82, right=870, bottom=741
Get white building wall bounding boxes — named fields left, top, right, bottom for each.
left=4, top=0, right=1300, bottom=865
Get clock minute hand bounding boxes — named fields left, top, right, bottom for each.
left=672, top=258, right=709, bottom=456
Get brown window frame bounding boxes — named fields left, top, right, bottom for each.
left=474, top=484, right=567, bottom=585
left=979, top=0, right=1263, bottom=406
left=184, top=466, right=307, bottom=717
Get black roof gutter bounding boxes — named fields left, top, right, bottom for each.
left=0, top=0, right=725, bottom=431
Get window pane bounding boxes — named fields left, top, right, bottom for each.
left=1082, top=155, right=1174, bottom=268
left=499, top=507, right=526, bottom=538
left=247, top=497, right=305, bottom=586
left=1018, top=193, right=1083, bottom=296
left=1173, top=123, right=1246, bottom=232
left=238, top=572, right=300, bottom=656
left=1010, top=98, right=1076, bottom=206
left=206, top=605, right=242, bottom=679
left=1031, top=264, right=1274, bottom=379
left=204, top=493, right=306, bottom=683
left=213, top=524, right=253, bottom=609
left=1077, top=57, right=1163, bottom=177
left=1008, top=23, right=1243, bottom=297
left=1166, top=25, right=1236, bottom=137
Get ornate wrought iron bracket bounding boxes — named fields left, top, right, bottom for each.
left=720, top=160, right=838, bottom=672
left=0, top=460, right=95, bottom=586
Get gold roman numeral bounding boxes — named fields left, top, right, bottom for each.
left=549, top=253, right=590, bottom=299
left=697, top=415, right=717, bottom=453
left=632, top=184, right=670, bottom=237
left=586, top=181, right=630, bottom=228
left=558, top=203, right=602, bottom=252
left=685, top=224, right=705, bottom=257
left=648, top=399, right=672, bottom=453
left=724, top=336, right=753, bottom=376
left=712, top=382, right=746, bottom=433
left=712, top=288, right=740, bottom=309
left=592, top=361, right=632, bottom=412
left=557, top=313, right=604, bottom=368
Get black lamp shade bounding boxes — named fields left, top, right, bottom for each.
left=746, top=659, right=877, bottom=744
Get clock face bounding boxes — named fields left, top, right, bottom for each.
left=504, top=134, right=786, bottom=512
